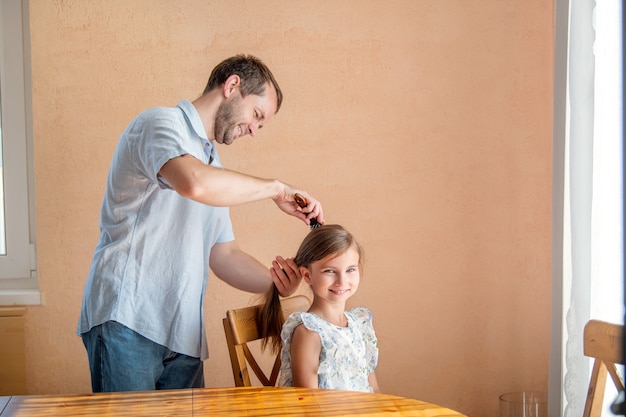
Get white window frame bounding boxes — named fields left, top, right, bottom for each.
left=0, top=0, right=39, bottom=305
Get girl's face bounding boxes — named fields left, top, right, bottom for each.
left=301, top=247, right=361, bottom=304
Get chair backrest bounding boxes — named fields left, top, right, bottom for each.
left=583, top=319, right=624, bottom=417
left=222, top=294, right=310, bottom=387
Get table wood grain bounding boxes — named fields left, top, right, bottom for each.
left=0, top=386, right=466, bottom=416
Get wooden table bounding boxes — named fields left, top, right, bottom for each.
left=0, top=386, right=466, bottom=416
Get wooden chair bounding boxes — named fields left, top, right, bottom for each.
left=222, top=295, right=310, bottom=387
left=583, top=319, right=624, bottom=417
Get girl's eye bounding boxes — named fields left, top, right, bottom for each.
left=323, top=269, right=335, bottom=274
left=347, top=267, right=356, bottom=273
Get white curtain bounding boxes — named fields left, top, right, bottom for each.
left=550, top=0, right=624, bottom=416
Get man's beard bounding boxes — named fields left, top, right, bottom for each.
left=214, top=96, right=242, bottom=145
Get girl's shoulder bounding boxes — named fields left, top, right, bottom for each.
left=283, top=311, right=328, bottom=334
left=346, top=306, right=374, bottom=322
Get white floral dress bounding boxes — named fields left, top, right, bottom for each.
left=278, top=307, right=378, bottom=392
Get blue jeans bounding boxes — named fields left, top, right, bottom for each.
left=81, top=320, right=204, bottom=392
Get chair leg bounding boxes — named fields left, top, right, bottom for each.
left=223, top=318, right=246, bottom=387
left=584, top=359, right=608, bottom=417
left=606, top=360, right=625, bottom=392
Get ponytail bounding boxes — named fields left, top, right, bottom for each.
left=257, top=283, right=284, bottom=354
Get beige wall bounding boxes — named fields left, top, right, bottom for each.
left=23, top=1, right=553, bottom=416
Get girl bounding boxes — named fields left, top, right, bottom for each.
left=258, top=224, right=379, bottom=392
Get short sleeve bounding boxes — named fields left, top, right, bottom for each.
left=136, top=110, right=193, bottom=183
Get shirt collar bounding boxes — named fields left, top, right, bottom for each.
left=176, top=99, right=218, bottom=165
left=176, top=99, right=207, bottom=140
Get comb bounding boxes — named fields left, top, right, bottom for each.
left=294, top=193, right=321, bottom=229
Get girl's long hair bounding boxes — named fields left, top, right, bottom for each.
left=257, top=224, right=363, bottom=353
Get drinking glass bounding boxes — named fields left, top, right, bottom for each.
left=499, top=391, right=547, bottom=417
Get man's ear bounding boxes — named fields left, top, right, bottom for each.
left=300, top=267, right=312, bottom=285
left=223, top=74, right=240, bottom=98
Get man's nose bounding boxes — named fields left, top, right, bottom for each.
left=247, top=123, right=258, bottom=137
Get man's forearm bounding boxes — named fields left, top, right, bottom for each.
left=159, top=154, right=285, bottom=206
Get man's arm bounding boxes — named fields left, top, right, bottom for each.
left=158, top=154, right=324, bottom=225
left=209, top=240, right=301, bottom=296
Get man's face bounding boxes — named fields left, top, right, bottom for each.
left=213, top=83, right=278, bottom=145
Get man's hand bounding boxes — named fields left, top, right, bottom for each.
left=270, top=256, right=302, bottom=297
left=273, top=189, right=325, bottom=228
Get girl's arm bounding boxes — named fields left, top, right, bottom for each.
left=290, top=324, right=322, bottom=388
left=368, top=372, right=380, bottom=393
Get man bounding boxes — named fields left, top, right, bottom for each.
left=77, top=54, right=323, bottom=392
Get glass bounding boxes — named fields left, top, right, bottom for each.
left=499, top=391, right=547, bottom=417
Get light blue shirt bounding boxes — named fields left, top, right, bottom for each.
left=78, top=100, right=234, bottom=359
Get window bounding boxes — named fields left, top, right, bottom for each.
left=549, top=0, right=623, bottom=415
left=0, top=0, right=38, bottom=304
left=589, top=2, right=624, bottom=415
